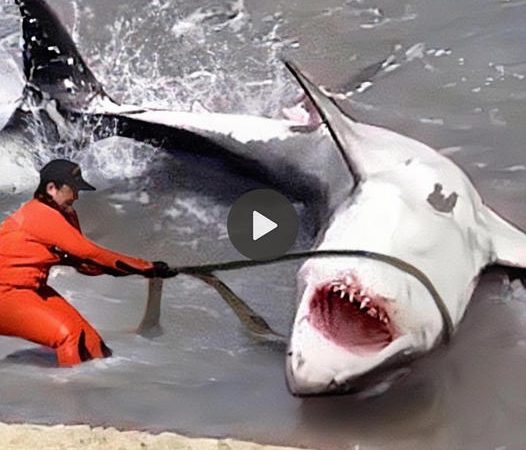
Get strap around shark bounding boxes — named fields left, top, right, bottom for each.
left=172, top=249, right=455, bottom=344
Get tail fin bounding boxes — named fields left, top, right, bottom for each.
left=16, top=0, right=109, bottom=110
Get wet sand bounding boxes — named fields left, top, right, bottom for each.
left=0, top=422, right=312, bottom=450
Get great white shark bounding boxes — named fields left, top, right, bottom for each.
left=283, top=63, right=526, bottom=395
left=3, top=0, right=526, bottom=396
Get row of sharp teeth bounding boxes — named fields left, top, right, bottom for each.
left=329, top=282, right=389, bottom=325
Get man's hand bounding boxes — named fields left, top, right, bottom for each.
left=146, top=261, right=176, bottom=278
left=114, top=260, right=176, bottom=278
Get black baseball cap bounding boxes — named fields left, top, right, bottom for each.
left=39, top=159, right=96, bottom=191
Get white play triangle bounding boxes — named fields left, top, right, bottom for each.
left=252, top=210, right=278, bottom=241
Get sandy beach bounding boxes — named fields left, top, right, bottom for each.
left=0, top=423, right=310, bottom=450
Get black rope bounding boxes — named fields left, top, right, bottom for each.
left=170, top=249, right=454, bottom=344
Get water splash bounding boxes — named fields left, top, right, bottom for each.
left=0, top=0, right=302, bottom=190
left=0, top=2, right=20, bottom=50
left=83, top=0, right=296, bottom=116
left=0, top=137, right=39, bottom=193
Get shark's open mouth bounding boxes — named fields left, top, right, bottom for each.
left=308, top=275, right=398, bottom=354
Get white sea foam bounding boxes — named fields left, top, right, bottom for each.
left=172, top=0, right=248, bottom=40
left=0, top=46, right=24, bottom=131
left=0, top=140, right=39, bottom=193
left=500, top=276, right=526, bottom=301
left=81, top=138, right=160, bottom=181
left=167, top=197, right=222, bottom=225
left=502, top=165, right=526, bottom=172
left=86, top=0, right=293, bottom=117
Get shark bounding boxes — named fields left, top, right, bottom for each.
left=283, top=61, right=526, bottom=395
left=3, top=0, right=526, bottom=396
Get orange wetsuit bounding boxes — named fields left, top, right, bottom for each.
left=0, top=199, right=153, bottom=366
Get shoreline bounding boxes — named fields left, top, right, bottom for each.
left=0, top=422, right=310, bottom=450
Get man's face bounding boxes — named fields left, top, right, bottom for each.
left=46, top=182, right=78, bottom=211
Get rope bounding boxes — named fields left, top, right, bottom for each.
left=169, top=249, right=454, bottom=344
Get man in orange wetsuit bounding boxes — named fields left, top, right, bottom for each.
left=0, top=159, right=172, bottom=366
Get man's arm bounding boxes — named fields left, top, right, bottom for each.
left=54, top=249, right=112, bottom=276
left=23, top=201, right=153, bottom=275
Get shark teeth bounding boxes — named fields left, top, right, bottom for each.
left=326, top=280, right=390, bottom=325
left=360, top=298, right=370, bottom=309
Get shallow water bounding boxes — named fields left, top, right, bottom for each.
left=0, top=0, right=526, bottom=449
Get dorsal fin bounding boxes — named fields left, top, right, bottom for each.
left=283, top=60, right=451, bottom=182
left=284, top=60, right=361, bottom=181
left=16, top=0, right=108, bottom=109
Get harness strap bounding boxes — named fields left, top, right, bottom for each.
left=173, top=249, right=455, bottom=344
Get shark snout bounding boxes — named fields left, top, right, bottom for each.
left=286, top=349, right=335, bottom=396
left=286, top=319, right=416, bottom=396
left=285, top=312, right=368, bottom=396
left=286, top=276, right=418, bottom=396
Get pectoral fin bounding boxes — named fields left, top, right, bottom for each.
left=486, top=207, right=526, bottom=268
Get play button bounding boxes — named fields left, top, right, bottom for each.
left=252, top=211, right=278, bottom=241
left=228, top=189, right=299, bottom=260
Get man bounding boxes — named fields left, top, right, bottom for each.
left=0, top=159, right=171, bottom=366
